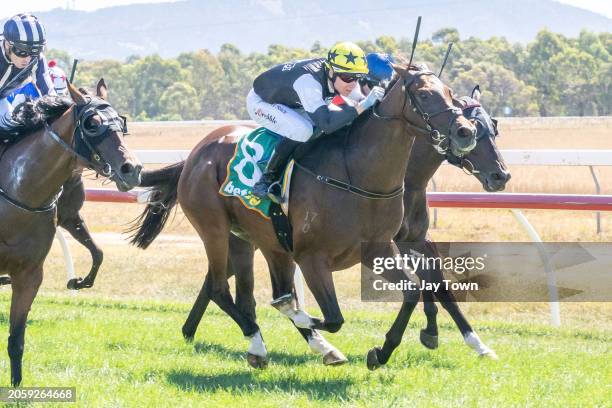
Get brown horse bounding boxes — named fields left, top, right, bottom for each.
left=0, top=80, right=142, bottom=386
left=130, top=65, right=477, bottom=367
left=178, top=85, right=510, bottom=365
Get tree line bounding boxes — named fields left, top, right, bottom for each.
left=47, top=28, right=611, bottom=120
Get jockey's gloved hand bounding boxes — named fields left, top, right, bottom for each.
left=358, top=86, right=385, bottom=111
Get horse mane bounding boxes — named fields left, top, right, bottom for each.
left=0, top=95, right=74, bottom=138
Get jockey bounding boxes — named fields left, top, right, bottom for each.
left=0, top=13, right=55, bottom=136
left=247, top=41, right=385, bottom=203
left=48, top=60, right=68, bottom=96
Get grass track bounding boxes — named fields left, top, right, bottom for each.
left=0, top=294, right=609, bottom=407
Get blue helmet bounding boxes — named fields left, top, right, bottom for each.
left=3, top=14, right=46, bottom=55
left=365, top=53, right=394, bottom=84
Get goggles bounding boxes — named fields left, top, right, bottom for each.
left=336, top=72, right=364, bottom=83
left=9, top=42, right=42, bottom=58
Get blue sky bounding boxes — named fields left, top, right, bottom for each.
left=3, top=0, right=611, bottom=19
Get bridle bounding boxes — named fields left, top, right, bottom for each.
left=445, top=101, right=499, bottom=175
left=0, top=96, right=127, bottom=213
left=293, top=70, right=467, bottom=201
left=372, top=69, right=465, bottom=156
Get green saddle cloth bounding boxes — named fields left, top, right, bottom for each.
left=219, top=127, right=281, bottom=217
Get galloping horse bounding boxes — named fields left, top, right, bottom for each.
left=130, top=64, right=478, bottom=367
left=176, top=85, right=510, bottom=366
left=0, top=80, right=142, bottom=386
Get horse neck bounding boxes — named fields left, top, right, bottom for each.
left=2, top=106, right=77, bottom=208
left=404, top=136, right=445, bottom=191
left=345, top=81, right=416, bottom=193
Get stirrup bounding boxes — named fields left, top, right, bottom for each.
left=266, top=181, right=283, bottom=204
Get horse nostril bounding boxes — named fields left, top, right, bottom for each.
left=493, top=172, right=511, bottom=182
left=121, top=162, right=135, bottom=175
left=458, top=126, right=475, bottom=139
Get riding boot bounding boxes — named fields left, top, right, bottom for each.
left=252, top=136, right=301, bottom=203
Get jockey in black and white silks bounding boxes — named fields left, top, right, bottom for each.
left=0, top=13, right=55, bottom=135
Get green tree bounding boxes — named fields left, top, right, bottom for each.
left=130, top=55, right=186, bottom=118
left=453, top=62, right=538, bottom=116
left=159, top=82, right=200, bottom=120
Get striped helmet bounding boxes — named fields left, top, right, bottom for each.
left=3, top=14, right=47, bottom=53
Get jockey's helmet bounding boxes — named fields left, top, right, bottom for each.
left=365, top=53, right=394, bottom=84
left=326, top=42, right=369, bottom=77
left=3, top=14, right=47, bottom=57
left=48, top=60, right=68, bottom=95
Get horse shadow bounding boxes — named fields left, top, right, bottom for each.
left=166, top=369, right=355, bottom=401
left=193, top=340, right=320, bottom=366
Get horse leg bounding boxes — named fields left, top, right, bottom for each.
left=62, top=214, right=104, bottom=290
left=423, top=239, right=497, bottom=358
left=231, top=235, right=257, bottom=323
left=182, top=234, right=252, bottom=341
left=186, top=204, right=266, bottom=368
left=420, top=289, right=440, bottom=349
left=0, top=276, right=11, bottom=286
left=182, top=273, right=212, bottom=341
left=284, top=254, right=344, bottom=334
left=264, top=251, right=347, bottom=365
left=363, top=241, right=421, bottom=370
left=8, top=266, right=43, bottom=387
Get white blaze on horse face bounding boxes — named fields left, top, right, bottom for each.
left=247, top=330, right=267, bottom=357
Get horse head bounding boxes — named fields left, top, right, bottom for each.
left=391, top=64, right=477, bottom=158
left=68, top=79, right=142, bottom=191
left=448, top=85, right=511, bottom=192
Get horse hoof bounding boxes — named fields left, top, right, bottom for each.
left=182, top=333, right=194, bottom=343
left=323, top=350, right=347, bottom=366
left=420, top=329, right=439, bottom=350
left=66, top=278, right=80, bottom=290
left=479, top=349, right=499, bottom=360
left=366, top=347, right=383, bottom=371
left=247, top=353, right=268, bottom=369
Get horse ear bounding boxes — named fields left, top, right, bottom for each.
left=392, top=63, right=409, bottom=78
left=471, top=85, right=481, bottom=101
left=68, top=82, right=87, bottom=105
left=96, top=78, right=108, bottom=100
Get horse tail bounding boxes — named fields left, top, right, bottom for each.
left=127, top=161, right=184, bottom=249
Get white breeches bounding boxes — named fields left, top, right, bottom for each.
left=246, top=88, right=313, bottom=142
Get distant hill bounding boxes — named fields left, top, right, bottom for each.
left=14, top=0, right=612, bottom=60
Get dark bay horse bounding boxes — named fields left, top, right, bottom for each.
left=374, top=86, right=510, bottom=367
left=130, top=65, right=477, bottom=367
left=178, top=86, right=510, bottom=366
left=0, top=80, right=142, bottom=386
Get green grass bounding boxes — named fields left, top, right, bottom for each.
left=0, top=293, right=609, bottom=407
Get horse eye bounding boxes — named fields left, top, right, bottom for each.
left=418, top=91, right=428, bottom=100
left=85, top=117, right=99, bottom=130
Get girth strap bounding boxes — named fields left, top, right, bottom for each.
left=294, top=161, right=404, bottom=200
